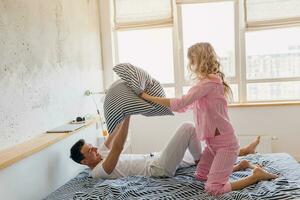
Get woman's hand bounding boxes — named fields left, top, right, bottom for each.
left=139, top=92, right=171, bottom=108
left=139, top=92, right=150, bottom=100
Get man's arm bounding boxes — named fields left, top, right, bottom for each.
left=103, top=122, right=122, bottom=149
left=101, top=116, right=130, bottom=174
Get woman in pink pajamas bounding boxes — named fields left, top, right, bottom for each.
left=140, top=42, right=278, bottom=196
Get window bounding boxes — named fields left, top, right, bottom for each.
left=247, top=82, right=300, bottom=101
left=114, top=0, right=175, bottom=95
left=181, top=2, right=236, bottom=80
left=163, top=87, right=175, bottom=98
left=245, top=26, right=300, bottom=101
left=108, top=0, right=300, bottom=104
left=117, top=27, right=174, bottom=84
left=180, top=1, right=237, bottom=102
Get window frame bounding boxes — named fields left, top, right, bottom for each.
left=244, top=25, right=300, bottom=102
left=108, top=0, right=300, bottom=104
left=176, top=0, right=240, bottom=100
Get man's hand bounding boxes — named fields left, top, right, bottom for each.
left=104, top=116, right=131, bottom=150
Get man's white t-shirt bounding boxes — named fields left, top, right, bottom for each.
left=90, top=143, right=159, bottom=179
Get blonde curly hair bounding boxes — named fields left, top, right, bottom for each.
left=187, top=42, right=232, bottom=100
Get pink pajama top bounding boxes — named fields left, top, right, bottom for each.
left=170, top=76, right=235, bottom=141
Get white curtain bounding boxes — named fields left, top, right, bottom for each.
left=114, top=0, right=173, bottom=29
left=245, top=0, right=300, bottom=27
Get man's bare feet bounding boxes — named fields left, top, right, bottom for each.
left=253, top=167, right=278, bottom=182
left=240, top=136, right=260, bottom=156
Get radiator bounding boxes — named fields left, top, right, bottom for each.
left=238, top=135, right=276, bottom=154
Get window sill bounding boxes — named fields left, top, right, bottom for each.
left=0, top=117, right=100, bottom=170
left=229, top=101, right=300, bottom=107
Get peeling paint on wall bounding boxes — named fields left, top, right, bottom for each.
left=0, top=0, right=103, bottom=150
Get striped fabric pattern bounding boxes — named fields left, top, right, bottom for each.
left=103, top=63, right=173, bottom=133
left=104, top=80, right=154, bottom=134
left=45, top=153, right=300, bottom=200
left=113, top=63, right=173, bottom=115
left=113, top=63, right=152, bottom=95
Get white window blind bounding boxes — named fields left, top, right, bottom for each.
left=114, top=0, right=173, bottom=29
left=245, top=0, right=300, bottom=27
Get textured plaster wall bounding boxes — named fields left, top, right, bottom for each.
left=0, top=0, right=103, bottom=150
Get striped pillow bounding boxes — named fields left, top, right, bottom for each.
left=113, top=63, right=173, bottom=116
left=103, top=63, right=173, bottom=133
left=113, top=63, right=152, bottom=95
left=104, top=80, right=154, bottom=134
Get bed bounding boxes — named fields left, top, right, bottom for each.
left=45, top=153, right=300, bottom=200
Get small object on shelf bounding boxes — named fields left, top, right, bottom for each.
left=70, top=116, right=86, bottom=124
left=70, top=120, right=85, bottom=124
left=102, top=130, right=109, bottom=137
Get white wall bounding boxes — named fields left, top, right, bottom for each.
left=130, top=105, right=300, bottom=161
left=0, top=0, right=103, bottom=150
left=0, top=0, right=104, bottom=198
left=0, top=124, right=100, bottom=200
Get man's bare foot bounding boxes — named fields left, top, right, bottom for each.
left=253, top=167, right=278, bottom=182
left=242, top=136, right=260, bottom=155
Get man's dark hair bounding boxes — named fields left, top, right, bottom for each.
left=70, top=139, right=85, bottom=164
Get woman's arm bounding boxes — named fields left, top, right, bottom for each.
left=140, top=92, right=171, bottom=107
left=141, top=82, right=213, bottom=112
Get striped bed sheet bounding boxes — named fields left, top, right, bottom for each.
left=45, top=153, right=300, bottom=200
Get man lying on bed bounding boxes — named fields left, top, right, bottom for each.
left=70, top=117, right=271, bottom=180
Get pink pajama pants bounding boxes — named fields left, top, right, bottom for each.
left=195, top=133, right=239, bottom=196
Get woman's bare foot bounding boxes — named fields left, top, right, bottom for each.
left=230, top=166, right=278, bottom=191
left=233, top=160, right=251, bottom=171
left=240, top=136, right=260, bottom=156
left=234, top=160, right=262, bottom=172
left=253, top=167, right=278, bottom=182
